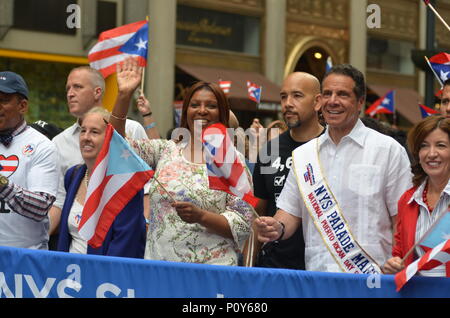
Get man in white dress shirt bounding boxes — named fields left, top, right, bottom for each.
left=255, top=64, right=412, bottom=272
left=49, top=66, right=148, bottom=238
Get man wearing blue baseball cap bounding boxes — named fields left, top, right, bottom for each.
left=0, top=71, right=59, bottom=249
left=0, top=71, right=29, bottom=99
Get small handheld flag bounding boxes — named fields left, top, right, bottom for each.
left=247, top=81, right=262, bottom=104
left=395, top=239, right=450, bottom=291
left=202, top=123, right=259, bottom=208
left=365, top=90, right=395, bottom=117
left=219, top=80, right=232, bottom=95
left=425, top=53, right=450, bottom=86
left=419, top=104, right=439, bottom=118
left=88, top=20, right=149, bottom=79
left=420, top=211, right=450, bottom=251
left=79, top=124, right=154, bottom=248
left=325, top=56, right=333, bottom=73
left=402, top=209, right=450, bottom=263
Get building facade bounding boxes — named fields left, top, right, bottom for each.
left=1, top=0, right=449, bottom=135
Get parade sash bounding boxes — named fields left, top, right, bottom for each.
left=292, top=139, right=382, bottom=274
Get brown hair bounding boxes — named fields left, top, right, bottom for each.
left=179, top=81, right=230, bottom=130
left=407, top=116, right=450, bottom=187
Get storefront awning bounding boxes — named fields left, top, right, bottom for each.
left=177, top=64, right=281, bottom=112
left=368, top=84, right=423, bottom=125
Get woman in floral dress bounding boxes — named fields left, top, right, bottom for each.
left=110, top=58, right=253, bottom=265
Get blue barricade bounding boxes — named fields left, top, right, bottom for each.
left=0, top=246, right=448, bottom=298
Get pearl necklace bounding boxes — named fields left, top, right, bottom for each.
left=84, top=170, right=89, bottom=188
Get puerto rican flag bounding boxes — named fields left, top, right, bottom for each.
left=247, top=81, right=262, bottom=104
left=78, top=124, right=153, bottom=248
left=395, top=239, right=450, bottom=291
left=420, top=211, right=450, bottom=252
left=419, top=103, right=440, bottom=118
left=88, top=20, right=148, bottom=78
left=426, top=52, right=450, bottom=86
left=365, top=90, right=395, bottom=117
left=202, top=123, right=259, bottom=208
left=219, top=80, right=232, bottom=95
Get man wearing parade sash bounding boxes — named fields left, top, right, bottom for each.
left=255, top=64, right=412, bottom=273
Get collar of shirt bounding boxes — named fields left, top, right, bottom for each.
left=318, top=119, right=367, bottom=149
left=69, top=121, right=81, bottom=136
left=12, top=120, right=28, bottom=137
left=408, top=178, right=450, bottom=206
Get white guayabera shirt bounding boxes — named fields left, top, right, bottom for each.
left=278, top=120, right=412, bottom=272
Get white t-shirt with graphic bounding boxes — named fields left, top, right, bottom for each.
left=0, top=127, right=59, bottom=249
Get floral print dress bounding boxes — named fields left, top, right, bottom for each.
left=129, top=138, right=253, bottom=266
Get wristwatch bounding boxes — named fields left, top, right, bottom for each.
left=0, top=175, right=9, bottom=187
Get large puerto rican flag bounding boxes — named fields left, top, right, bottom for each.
left=88, top=20, right=149, bottom=78
left=202, top=123, right=259, bottom=208
left=79, top=124, right=153, bottom=248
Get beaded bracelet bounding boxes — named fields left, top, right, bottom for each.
left=144, top=122, right=156, bottom=130
left=110, top=113, right=127, bottom=121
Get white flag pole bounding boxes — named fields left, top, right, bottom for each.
left=425, top=2, right=450, bottom=33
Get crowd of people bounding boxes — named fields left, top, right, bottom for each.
left=0, top=58, right=449, bottom=277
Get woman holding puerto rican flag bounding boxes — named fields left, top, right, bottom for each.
left=383, top=116, right=450, bottom=278
left=110, top=57, right=253, bottom=266
left=57, top=107, right=146, bottom=257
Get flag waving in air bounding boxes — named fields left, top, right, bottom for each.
left=247, top=81, right=262, bottom=104
left=88, top=20, right=149, bottom=78
left=419, top=104, right=439, bottom=118
left=325, top=56, right=333, bottom=73
left=219, top=80, right=232, bottom=95
left=420, top=211, right=450, bottom=252
left=202, top=123, right=259, bottom=208
left=79, top=124, right=154, bottom=248
left=425, top=52, right=450, bottom=86
left=365, top=90, right=395, bottom=117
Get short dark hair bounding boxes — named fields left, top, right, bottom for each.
left=322, top=64, right=366, bottom=101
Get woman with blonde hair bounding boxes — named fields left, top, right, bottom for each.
left=57, top=107, right=146, bottom=257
